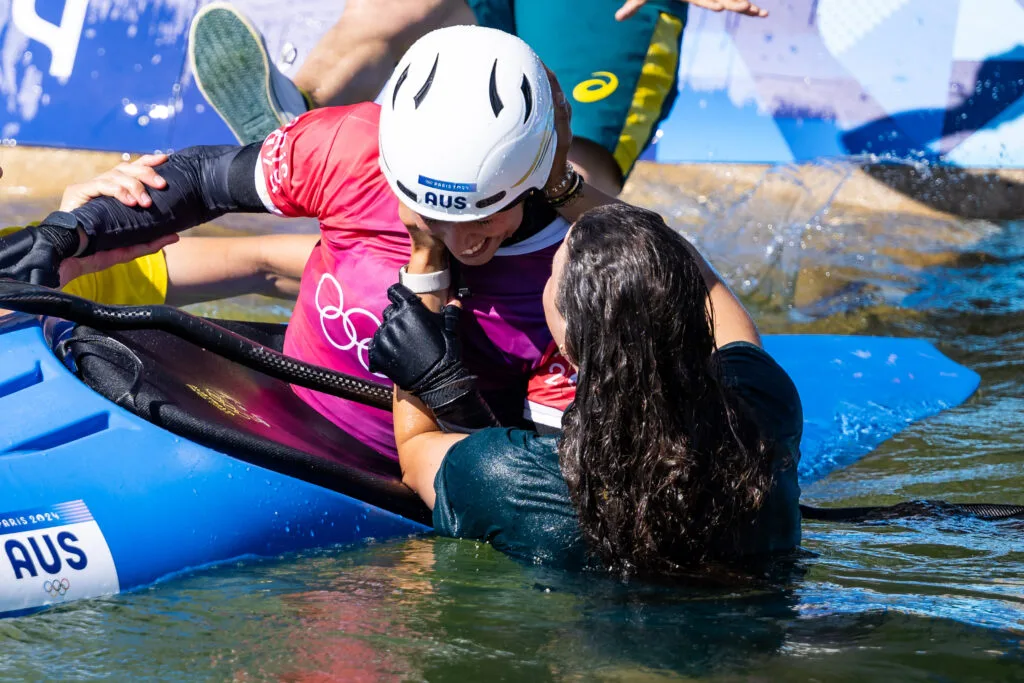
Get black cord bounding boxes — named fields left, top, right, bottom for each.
left=0, top=279, right=393, bottom=410
left=801, top=501, right=1024, bottom=522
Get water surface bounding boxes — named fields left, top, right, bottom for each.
left=1, top=163, right=1021, bottom=681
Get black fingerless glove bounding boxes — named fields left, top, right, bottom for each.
left=369, top=284, right=499, bottom=432
left=0, top=212, right=82, bottom=288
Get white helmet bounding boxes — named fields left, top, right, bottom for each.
left=378, top=25, right=556, bottom=222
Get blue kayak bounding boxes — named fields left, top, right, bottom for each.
left=0, top=313, right=980, bottom=618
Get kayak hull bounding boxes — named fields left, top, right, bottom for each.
left=0, top=315, right=980, bottom=617
left=0, top=316, right=427, bottom=617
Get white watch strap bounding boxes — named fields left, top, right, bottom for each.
left=398, top=265, right=451, bottom=293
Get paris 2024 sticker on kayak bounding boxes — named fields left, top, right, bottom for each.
left=0, top=500, right=119, bottom=615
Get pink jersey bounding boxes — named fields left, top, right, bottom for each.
left=524, top=340, right=576, bottom=428
left=257, top=104, right=569, bottom=457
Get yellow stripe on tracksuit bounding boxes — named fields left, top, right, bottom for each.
left=613, top=13, right=683, bottom=176
left=0, top=225, right=168, bottom=306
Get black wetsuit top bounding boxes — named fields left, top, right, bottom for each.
left=432, top=342, right=804, bottom=568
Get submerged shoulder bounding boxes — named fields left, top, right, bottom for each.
left=434, top=428, right=586, bottom=566
left=434, top=428, right=560, bottom=528
left=442, top=428, right=559, bottom=486
left=718, top=343, right=804, bottom=552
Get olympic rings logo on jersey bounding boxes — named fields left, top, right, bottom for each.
left=316, top=273, right=386, bottom=377
left=573, top=71, right=619, bottom=103
left=43, top=578, right=70, bottom=597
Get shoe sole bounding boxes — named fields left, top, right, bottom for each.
left=189, top=3, right=285, bottom=144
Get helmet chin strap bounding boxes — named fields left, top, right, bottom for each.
left=500, top=191, right=557, bottom=247
left=446, top=192, right=550, bottom=300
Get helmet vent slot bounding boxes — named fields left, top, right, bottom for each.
left=489, top=59, right=504, bottom=117
left=392, top=64, right=410, bottom=108
left=413, top=54, right=440, bottom=109
left=520, top=75, right=533, bottom=123
left=476, top=191, right=506, bottom=209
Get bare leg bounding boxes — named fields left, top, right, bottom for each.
left=294, top=0, right=477, bottom=107
left=568, top=137, right=625, bottom=196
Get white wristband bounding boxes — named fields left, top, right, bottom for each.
left=398, top=265, right=451, bottom=293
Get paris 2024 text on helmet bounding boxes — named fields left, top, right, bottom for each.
left=378, top=25, right=556, bottom=222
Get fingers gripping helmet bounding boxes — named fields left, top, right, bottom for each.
left=378, top=25, right=556, bottom=222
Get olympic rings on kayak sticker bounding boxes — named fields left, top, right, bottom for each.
left=43, top=578, right=70, bottom=597
left=572, top=71, right=619, bottom=103
left=316, top=273, right=386, bottom=377
left=0, top=502, right=120, bottom=616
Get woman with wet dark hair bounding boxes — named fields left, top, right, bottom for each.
left=370, top=203, right=802, bottom=575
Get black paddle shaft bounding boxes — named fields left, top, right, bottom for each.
left=0, top=279, right=393, bottom=411
left=801, top=501, right=1024, bottom=522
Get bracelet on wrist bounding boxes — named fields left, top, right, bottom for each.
left=544, top=163, right=578, bottom=200
left=547, top=167, right=583, bottom=208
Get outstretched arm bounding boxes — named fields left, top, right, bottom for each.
left=0, top=144, right=270, bottom=288
left=551, top=175, right=760, bottom=348
left=543, top=72, right=760, bottom=349
left=59, top=155, right=316, bottom=304
left=71, top=143, right=268, bottom=255
left=55, top=232, right=315, bottom=307
left=163, top=233, right=317, bottom=305
left=392, top=390, right=466, bottom=509
left=369, top=286, right=500, bottom=508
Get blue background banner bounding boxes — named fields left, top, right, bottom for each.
left=1, top=0, right=1022, bottom=167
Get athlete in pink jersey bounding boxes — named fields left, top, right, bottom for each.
left=261, top=103, right=568, bottom=456
left=0, top=26, right=609, bottom=460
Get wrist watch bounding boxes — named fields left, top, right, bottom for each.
left=398, top=265, right=451, bottom=293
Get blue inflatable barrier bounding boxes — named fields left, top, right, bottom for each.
left=0, top=315, right=979, bottom=617
left=1, top=1, right=1022, bottom=166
